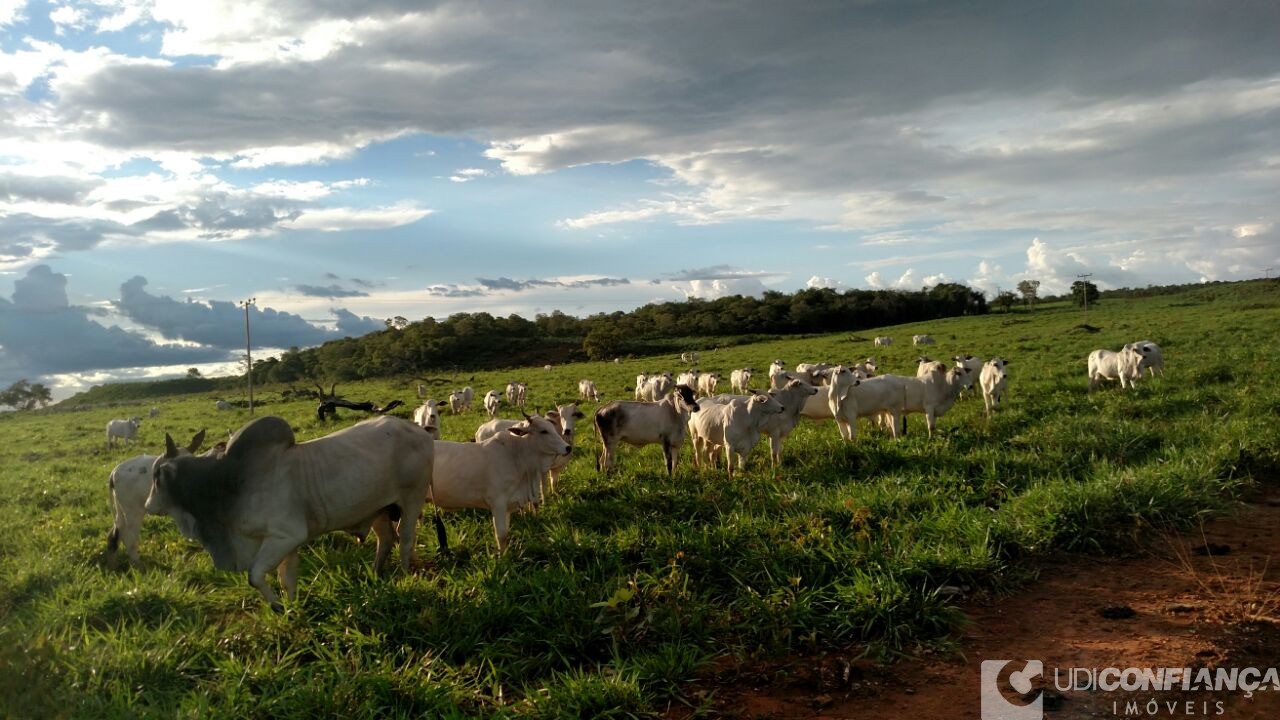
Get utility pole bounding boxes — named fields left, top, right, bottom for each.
left=1266, top=267, right=1275, bottom=280
left=240, top=298, right=256, bottom=415
left=1076, top=273, right=1093, bottom=321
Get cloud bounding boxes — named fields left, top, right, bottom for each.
left=666, top=265, right=788, bottom=282
left=805, top=275, right=842, bottom=289
left=278, top=203, right=433, bottom=231
left=0, top=265, right=226, bottom=383
left=116, top=275, right=382, bottom=349
left=294, top=283, right=370, bottom=298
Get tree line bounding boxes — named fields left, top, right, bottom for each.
left=247, top=283, right=989, bottom=383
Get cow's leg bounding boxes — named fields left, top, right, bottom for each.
left=370, top=513, right=396, bottom=572
left=397, top=496, right=426, bottom=572
left=769, top=435, right=783, bottom=467
left=433, top=512, right=450, bottom=554
left=248, top=536, right=301, bottom=612
left=277, top=551, right=299, bottom=601
left=492, top=510, right=511, bottom=554
left=662, top=439, right=676, bottom=477
left=120, top=506, right=143, bottom=565
left=926, top=411, right=937, bottom=439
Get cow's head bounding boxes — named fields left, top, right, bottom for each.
left=508, top=413, right=572, bottom=456
left=750, top=393, right=785, bottom=415
left=674, top=383, right=700, bottom=413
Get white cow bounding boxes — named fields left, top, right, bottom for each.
left=953, top=355, right=984, bottom=396
left=894, top=363, right=970, bottom=437
left=689, top=393, right=784, bottom=478
left=874, top=336, right=894, bottom=347
left=980, top=358, right=1010, bottom=418
left=730, top=368, right=754, bottom=393
left=795, top=362, right=835, bottom=385
left=676, top=370, right=700, bottom=389
left=578, top=379, right=601, bottom=402
left=633, top=373, right=650, bottom=400
left=505, top=382, right=519, bottom=404
left=417, top=384, right=427, bottom=398
left=448, top=391, right=465, bottom=414
left=1133, top=340, right=1164, bottom=377
left=149, top=407, right=160, bottom=418
left=680, top=351, right=700, bottom=365
left=1088, top=344, right=1148, bottom=390
left=544, top=364, right=553, bottom=371
left=459, top=386, right=475, bottom=412
left=638, top=373, right=673, bottom=402
left=431, top=415, right=570, bottom=553
left=215, top=400, right=232, bottom=411
left=483, top=390, right=502, bottom=418
left=413, top=399, right=447, bottom=438
left=703, top=379, right=820, bottom=467
left=696, top=372, right=721, bottom=396
left=596, top=385, right=701, bottom=476
left=513, top=382, right=529, bottom=408
left=106, top=430, right=209, bottom=564
left=106, top=417, right=142, bottom=448
left=768, top=359, right=787, bottom=384
left=852, top=358, right=878, bottom=377
left=145, top=415, right=434, bottom=611
left=475, top=404, right=586, bottom=497
left=912, top=334, right=936, bottom=346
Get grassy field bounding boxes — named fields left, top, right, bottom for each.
left=2, top=281, right=1279, bottom=718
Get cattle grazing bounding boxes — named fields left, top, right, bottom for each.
left=475, top=403, right=586, bottom=497
left=689, top=393, right=784, bottom=477
left=483, top=390, right=502, bottom=418
left=1133, top=340, right=1164, bottom=377
left=149, top=407, right=160, bottom=418
left=413, top=399, right=448, bottom=438
left=730, top=368, right=753, bottom=393
left=980, top=358, right=1010, bottom=418
left=596, top=384, right=701, bottom=476
left=505, top=382, right=518, bottom=404
left=459, top=386, right=475, bottom=412
left=680, top=351, right=700, bottom=365
left=874, top=336, right=894, bottom=347
left=431, top=414, right=571, bottom=552
left=106, top=430, right=207, bottom=564
left=106, top=417, right=142, bottom=448
left=676, top=370, right=699, bottom=389
left=696, top=372, right=721, bottom=396
left=448, top=391, right=464, bottom=414
left=912, top=334, right=936, bottom=346
left=215, top=400, right=232, bottom=411
left=1088, top=344, right=1148, bottom=390
left=578, top=379, right=601, bottom=402
left=145, top=415, right=434, bottom=611
left=544, top=364, right=553, bottom=371
left=513, top=382, right=529, bottom=408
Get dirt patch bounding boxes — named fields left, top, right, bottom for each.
left=670, top=499, right=1280, bottom=719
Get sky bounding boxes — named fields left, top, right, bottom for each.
left=1, top=0, right=1278, bottom=398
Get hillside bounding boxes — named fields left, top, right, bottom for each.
left=2, top=279, right=1277, bottom=717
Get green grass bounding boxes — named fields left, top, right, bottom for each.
left=2, top=280, right=1279, bottom=718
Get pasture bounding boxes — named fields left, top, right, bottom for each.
left=2, top=281, right=1279, bottom=718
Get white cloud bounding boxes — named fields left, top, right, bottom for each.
left=805, top=275, right=841, bottom=290
left=279, top=203, right=433, bottom=231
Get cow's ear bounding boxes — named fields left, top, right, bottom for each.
left=507, top=426, right=530, bottom=437
left=573, top=410, right=586, bottom=419
left=163, top=433, right=180, bottom=459
left=436, top=401, right=448, bottom=407
left=1003, top=359, right=1011, bottom=365
left=187, top=429, right=207, bottom=454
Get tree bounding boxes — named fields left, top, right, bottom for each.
left=385, top=316, right=409, bottom=330
left=583, top=325, right=626, bottom=361
left=1071, top=280, right=1100, bottom=307
left=1016, top=279, right=1040, bottom=308
left=186, top=367, right=202, bottom=378
left=994, top=290, right=1018, bottom=313
left=0, top=379, right=52, bottom=410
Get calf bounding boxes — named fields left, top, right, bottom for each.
left=106, top=430, right=207, bottom=564
left=413, top=399, right=447, bottom=438
left=689, top=394, right=784, bottom=478
left=874, top=336, right=894, bottom=347
left=596, top=385, right=700, bottom=476
left=483, top=390, right=502, bottom=418
left=953, top=355, right=984, bottom=397
left=578, top=379, right=601, bottom=402
left=1133, top=340, right=1164, bottom=377
left=676, top=370, right=699, bottom=389
left=852, top=357, right=878, bottom=377
left=696, top=372, right=721, bottom=396
left=980, top=358, right=1009, bottom=418
left=431, top=414, right=570, bottom=553
left=730, top=368, right=753, bottom=393
left=106, top=417, right=142, bottom=448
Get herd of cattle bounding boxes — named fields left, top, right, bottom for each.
left=101, top=337, right=1165, bottom=610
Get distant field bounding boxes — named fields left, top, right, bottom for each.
left=2, top=281, right=1279, bottom=718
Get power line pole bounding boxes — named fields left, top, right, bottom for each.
left=240, top=298, right=256, bottom=415
left=1266, top=267, right=1275, bottom=280
left=1076, top=273, right=1093, bottom=321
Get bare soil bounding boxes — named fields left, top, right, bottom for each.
left=669, top=496, right=1280, bottom=719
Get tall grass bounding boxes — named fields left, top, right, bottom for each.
left=1, top=280, right=1278, bottom=717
